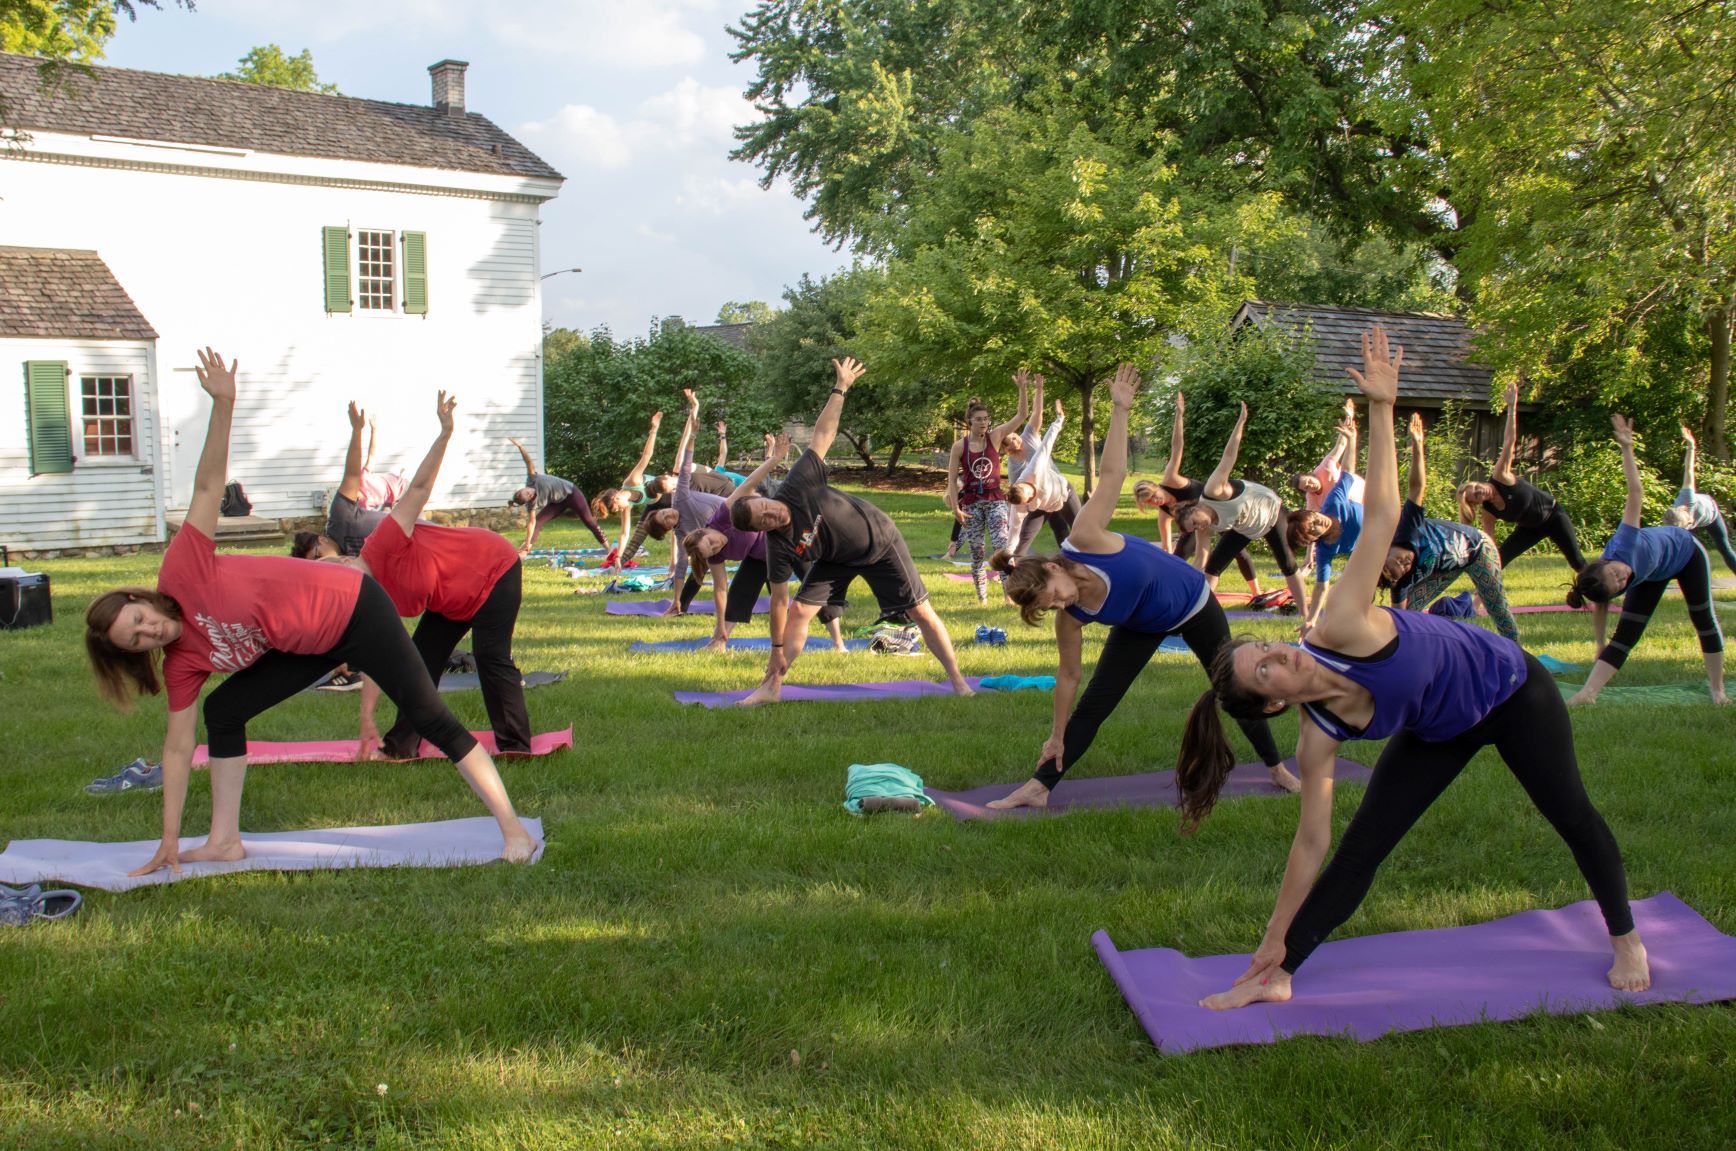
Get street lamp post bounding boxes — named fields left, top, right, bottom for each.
left=541, top=267, right=583, bottom=280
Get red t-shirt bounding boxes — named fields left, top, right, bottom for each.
left=158, top=522, right=362, bottom=711
left=360, top=519, right=518, bottom=620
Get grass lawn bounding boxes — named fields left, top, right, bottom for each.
left=2, top=483, right=1734, bottom=1149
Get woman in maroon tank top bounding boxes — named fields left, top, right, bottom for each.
left=944, top=379, right=1028, bottom=602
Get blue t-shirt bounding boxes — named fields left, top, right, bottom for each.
left=1313, top=471, right=1365, bottom=586
left=1391, top=500, right=1482, bottom=603
left=1602, top=522, right=1701, bottom=585
left=1063, top=533, right=1209, bottom=634
left=1302, top=607, right=1528, bottom=743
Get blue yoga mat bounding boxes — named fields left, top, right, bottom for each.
left=630, top=636, right=870, bottom=653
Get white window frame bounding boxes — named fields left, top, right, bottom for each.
left=354, top=227, right=398, bottom=314
left=76, top=372, right=139, bottom=463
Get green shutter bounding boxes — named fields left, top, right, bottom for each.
left=402, top=231, right=428, bottom=315
left=322, top=225, right=351, bottom=313
left=26, top=360, right=72, bottom=475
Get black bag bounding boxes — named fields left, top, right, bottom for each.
left=220, top=480, right=253, bottom=517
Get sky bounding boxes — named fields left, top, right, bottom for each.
left=101, top=0, right=852, bottom=337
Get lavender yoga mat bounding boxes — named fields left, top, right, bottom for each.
left=1095, top=892, right=1736, bottom=1054
left=607, top=597, right=771, bottom=617
left=926, top=758, right=1369, bottom=821
left=675, top=677, right=994, bottom=708
left=191, top=728, right=573, bottom=766
left=631, top=636, right=870, bottom=653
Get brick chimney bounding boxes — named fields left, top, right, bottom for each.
left=429, top=59, right=468, bottom=118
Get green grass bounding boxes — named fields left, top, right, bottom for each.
left=3, top=486, right=1734, bottom=1149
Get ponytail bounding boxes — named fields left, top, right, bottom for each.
left=590, top=491, right=618, bottom=523
left=1568, top=559, right=1626, bottom=608
left=995, top=549, right=1086, bottom=626
left=1174, top=639, right=1285, bottom=832
left=1454, top=483, right=1477, bottom=525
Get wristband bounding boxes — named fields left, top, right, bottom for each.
left=830, top=387, right=846, bottom=397
left=771, top=643, right=785, bottom=648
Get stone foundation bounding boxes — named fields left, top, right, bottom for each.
left=13, top=507, right=525, bottom=559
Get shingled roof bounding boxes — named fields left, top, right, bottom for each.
left=692, top=322, right=756, bottom=350
left=1231, top=301, right=1493, bottom=406
left=0, top=246, right=156, bottom=340
left=0, top=53, right=561, bottom=182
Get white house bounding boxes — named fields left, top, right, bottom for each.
left=0, top=53, right=564, bottom=552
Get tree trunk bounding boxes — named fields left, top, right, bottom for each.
left=1710, top=299, right=1732, bottom=462
left=1079, top=380, right=1097, bottom=497
left=886, top=440, right=904, bottom=472
left=840, top=428, right=876, bottom=470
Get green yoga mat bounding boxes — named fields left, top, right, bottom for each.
left=1557, top=681, right=1713, bottom=705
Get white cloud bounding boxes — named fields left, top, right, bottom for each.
left=493, top=0, right=714, bottom=67
left=518, top=104, right=635, bottom=171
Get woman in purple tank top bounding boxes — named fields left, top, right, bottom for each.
left=1172, top=327, right=1648, bottom=1011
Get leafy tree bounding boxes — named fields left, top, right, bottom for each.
left=219, top=44, right=337, bottom=94
left=715, top=300, right=775, bottom=325
left=542, top=321, right=775, bottom=493
left=1, top=1, right=188, bottom=120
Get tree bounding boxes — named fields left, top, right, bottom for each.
left=1, top=1, right=189, bottom=120
left=219, top=44, right=337, bottom=94
left=715, top=300, right=775, bottom=325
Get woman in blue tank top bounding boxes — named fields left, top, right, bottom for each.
left=1562, top=414, right=1727, bottom=706
left=983, top=365, right=1291, bottom=811
left=1172, top=327, right=1647, bottom=1011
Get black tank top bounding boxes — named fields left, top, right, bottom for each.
left=1485, top=477, right=1554, bottom=527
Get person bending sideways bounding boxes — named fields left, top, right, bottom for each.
left=1456, top=382, right=1586, bottom=573
left=505, top=436, right=609, bottom=554
left=1003, top=374, right=1082, bottom=556
left=985, top=363, right=1294, bottom=811
left=1565, top=415, right=1728, bottom=706
left=291, top=401, right=408, bottom=559
left=85, top=350, right=537, bottom=872
left=1174, top=327, right=1646, bottom=1010
left=1661, top=423, right=1736, bottom=576
left=730, top=356, right=972, bottom=705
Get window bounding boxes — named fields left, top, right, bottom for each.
left=80, top=375, right=135, bottom=457
left=356, top=229, right=396, bottom=311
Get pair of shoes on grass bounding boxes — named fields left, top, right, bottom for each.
left=0, top=884, right=81, bottom=926
left=319, top=672, right=364, bottom=692
left=85, top=758, right=162, bottom=795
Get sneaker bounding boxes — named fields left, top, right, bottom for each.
left=974, top=625, right=1006, bottom=646
left=85, top=758, right=163, bottom=795
left=319, top=672, right=364, bottom=692
left=444, top=650, right=476, bottom=675
left=0, top=884, right=82, bottom=926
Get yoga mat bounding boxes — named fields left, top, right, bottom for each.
left=926, top=758, right=1369, bottom=821
left=629, top=636, right=870, bottom=653
left=0, top=816, right=545, bottom=893
left=1557, top=681, right=1713, bottom=705
left=1094, top=892, right=1736, bottom=1054
left=1223, top=610, right=1284, bottom=622
left=1512, top=603, right=1588, bottom=614
left=675, top=677, right=1002, bottom=708
left=1533, top=653, right=1581, bottom=675
left=607, top=597, right=771, bottom=617
left=191, top=728, right=573, bottom=766
left=943, top=571, right=1002, bottom=583
left=439, top=670, right=566, bottom=693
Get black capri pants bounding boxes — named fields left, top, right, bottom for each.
left=1034, top=596, right=1283, bottom=789
left=731, top=556, right=845, bottom=624
left=381, top=561, right=529, bottom=759
left=1599, top=543, right=1724, bottom=671
left=203, top=576, right=477, bottom=762
left=1205, top=519, right=1299, bottom=580
left=1497, top=504, right=1587, bottom=571
left=1175, top=525, right=1260, bottom=586
left=535, top=488, right=609, bottom=548
left=1281, top=653, right=1634, bottom=973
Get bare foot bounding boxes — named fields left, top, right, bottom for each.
left=737, top=680, right=783, bottom=707
left=500, top=828, right=539, bottom=864
left=180, top=838, right=246, bottom=864
left=1566, top=690, right=1597, bottom=707
left=833, top=641, right=848, bottom=653
left=1200, top=971, right=1293, bottom=1010
left=1608, top=932, right=1651, bottom=992
left=950, top=677, right=975, bottom=698
left=1711, top=689, right=1731, bottom=706
left=1268, top=763, right=1302, bottom=793
left=701, top=639, right=729, bottom=653
left=986, top=779, right=1050, bottom=810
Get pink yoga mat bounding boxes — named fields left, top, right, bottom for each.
left=926, top=758, right=1369, bottom=820
left=675, top=678, right=989, bottom=708
left=1095, top=892, right=1736, bottom=1054
left=192, top=728, right=573, bottom=765
left=607, top=597, right=771, bottom=617
left=1512, top=603, right=1589, bottom=614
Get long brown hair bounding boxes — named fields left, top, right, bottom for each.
left=1455, top=482, right=1481, bottom=525
left=590, top=490, right=619, bottom=522
left=990, top=548, right=1090, bottom=626
left=85, top=588, right=181, bottom=708
left=1566, top=559, right=1627, bottom=609
left=1174, top=640, right=1286, bottom=832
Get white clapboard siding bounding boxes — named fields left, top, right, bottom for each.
left=1, top=338, right=163, bottom=550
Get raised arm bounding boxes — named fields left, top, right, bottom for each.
left=1492, top=382, right=1520, bottom=484
left=714, top=420, right=729, bottom=470
left=1068, top=365, right=1138, bottom=547
left=1034, top=401, right=1065, bottom=463
left=623, top=410, right=662, bottom=485
left=1318, top=327, right=1403, bottom=635
left=1340, top=396, right=1358, bottom=475
left=1405, top=412, right=1426, bottom=505
left=1613, top=415, right=1642, bottom=528
left=186, top=348, right=238, bottom=538
left=1028, top=377, right=1046, bottom=436
left=363, top=414, right=379, bottom=474
left=390, top=392, right=456, bottom=532
left=675, top=390, right=700, bottom=499
left=1161, top=391, right=1188, bottom=485
left=727, top=435, right=790, bottom=506
left=807, top=357, right=865, bottom=459
left=1201, top=402, right=1249, bottom=497
left=338, top=400, right=365, bottom=501
left=991, top=370, right=1032, bottom=444
left=509, top=436, right=538, bottom=482
left=1681, top=424, right=1698, bottom=494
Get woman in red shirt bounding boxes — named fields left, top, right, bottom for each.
left=338, top=393, right=531, bottom=759
left=84, top=351, right=538, bottom=874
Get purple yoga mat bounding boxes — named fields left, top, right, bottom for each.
left=674, top=676, right=989, bottom=707
left=607, top=597, right=771, bottom=617
left=1096, top=892, right=1736, bottom=1054
left=926, top=758, right=1369, bottom=821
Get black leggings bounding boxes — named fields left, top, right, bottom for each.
left=1697, top=511, right=1736, bottom=575
left=1282, top=653, right=1633, bottom=973
left=1205, top=519, right=1299, bottom=579
left=382, top=562, right=529, bottom=759
left=536, top=489, right=609, bottom=547
left=1497, top=504, right=1586, bottom=571
left=1035, top=597, right=1283, bottom=789
left=1599, top=543, right=1724, bottom=670
left=1014, top=493, right=1081, bottom=556
left=725, top=556, right=843, bottom=625
left=203, top=576, right=477, bottom=762
left=1175, top=528, right=1258, bottom=586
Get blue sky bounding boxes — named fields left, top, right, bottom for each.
left=103, top=0, right=851, bottom=337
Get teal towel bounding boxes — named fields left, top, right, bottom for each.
left=607, top=574, right=669, bottom=593
left=843, top=763, right=933, bottom=816
left=978, top=674, right=1057, bottom=692
left=1535, top=652, right=1582, bottom=675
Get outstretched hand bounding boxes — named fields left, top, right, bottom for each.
left=833, top=356, right=866, bottom=391
left=1611, top=413, right=1635, bottom=448
left=1175, top=390, right=1185, bottom=416
left=1345, top=325, right=1402, bottom=404
left=716, top=420, right=727, bottom=437
left=683, top=387, right=699, bottom=412
left=649, top=410, right=663, bottom=429
left=1342, top=396, right=1356, bottom=424
left=348, top=400, right=365, bottom=429
left=1054, top=398, right=1064, bottom=417
left=1234, top=400, right=1249, bottom=430
left=1108, top=363, right=1141, bottom=409
left=196, top=348, right=238, bottom=402
left=1408, top=411, right=1425, bottom=443
left=770, top=432, right=791, bottom=462
left=436, top=390, right=457, bottom=435
left=1503, top=381, right=1519, bottom=410
left=1682, top=423, right=1697, bottom=447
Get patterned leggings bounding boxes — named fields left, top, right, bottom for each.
left=962, top=499, right=1010, bottom=601
left=1403, top=530, right=1520, bottom=643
